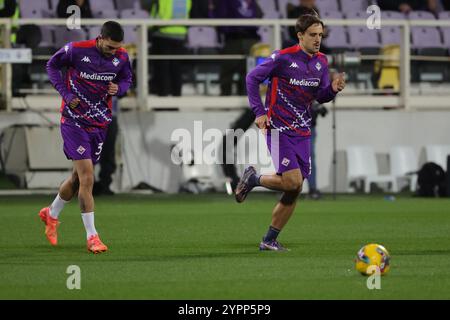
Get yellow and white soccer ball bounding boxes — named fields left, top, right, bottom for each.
left=355, top=243, right=391, bottom=276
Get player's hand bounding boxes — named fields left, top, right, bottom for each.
left=255, top=115, right=270, bottom=134
left=69, top=98, right=80, bottom=109
left=108, top=82, right=119, bottom=95
left=332, top=72, right=346, bottom=93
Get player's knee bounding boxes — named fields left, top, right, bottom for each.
left=282, top=177, right=303, bottom=192
left=78, top=173, right=94, bottom=187
left=279, top=190, right=300, bottom=205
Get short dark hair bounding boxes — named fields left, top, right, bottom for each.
left=295, top=12, right=324, bottom=34
left=100, top=21, right=124, bottom=42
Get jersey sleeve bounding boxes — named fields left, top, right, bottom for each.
left=316, top=55, right=337, bottom=104
left=246, top=51, right=281, bottom=118
left=46, top=43, right=77, bottom=105
left=115, top=53, right=133, bottom=97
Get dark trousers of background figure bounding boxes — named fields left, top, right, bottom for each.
left=221, top=108, right=256, bottom=190
left=151, top=36, right=186, bottom=96
left=309, top=126, right=317, bottom=192
left=96, top=116, right=118, bottom=193
left=220, top=37, right=260, bottom=96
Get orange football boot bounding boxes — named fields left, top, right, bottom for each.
left=38, top=207, right=59, bottom=246
left=87, top=234, right=108, bottom=254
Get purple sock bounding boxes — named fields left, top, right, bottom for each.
left=248, top=174, right=261, bottom=188
left=263, top=226, right=280, bottom=242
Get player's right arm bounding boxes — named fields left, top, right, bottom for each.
left=246, top=52, right=281, bottom=129
left=46, top=43, right=79, bottom=108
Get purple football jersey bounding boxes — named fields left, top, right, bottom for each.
left=246, top=45, right=336, bottom=137
left=47, top=38, right=132, bottom=129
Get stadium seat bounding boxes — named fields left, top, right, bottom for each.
left=39, top=26, right=55, bottom=48
left=90, top=0, right=116, bottom=13
left=259, top=0, right=279, bottom=18
left=187, top=27, right=221, bottom=51
left=320, top=11, right=344, bottom=19
left=54, top=28, right=87, bottom=48
left=115, top=0, right=141, bottom=11
left=340, top=0, right=370, bottom=12
left=348, top=26, right=380, bottom=50
left=438, top=11, right=450, bottom=20
left=411, top=27, right=442, bottom=49
left=258, top=26, right=273, bottom=46
left=408, top=10, right=436, bottom=20
left=91, top=9, right=119, bottom=19
left=381, top=10, right=407, bottom=20
left=380, top=26, right=402, bottom=45
left=315, top=0, right=339, bottom=12
left=425, top=145, right=450, bottom=170
left=346, top=145, right=398, bottom=193
left=322, top=26, right=349, bottom=51
left=120, top=9, right=150, bottom=44
left=19, top=0, right=52, bottom=18
left=389, top=146, right=419, bottom=192
left=277, top=0, right=296, bottom=18
left=86, top=26, right=101, bottom=41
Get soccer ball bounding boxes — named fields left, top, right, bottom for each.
left=355, top=243, right=391, bottom=276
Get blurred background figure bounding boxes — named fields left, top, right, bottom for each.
left=93, top=97, right=119, bottom=196
left=147, top=0, right=192, bottom=96
left=309, top=102, right=328, bottom=199
left=214, top=0, right=262, bottom=96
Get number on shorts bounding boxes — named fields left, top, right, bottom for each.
left=95, top=142, right=104, bottom=161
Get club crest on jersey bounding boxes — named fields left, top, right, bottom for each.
left=81, top=56, right=91, bottom=63
left=282, top=158, right=291, bottom=167
left=315, top=62, right=322, bottom=71
left=77, top=146, right=86, bottom=155
left=64, top=45, right=69, bottom=53
left=112, top=58, right=120, bottom=66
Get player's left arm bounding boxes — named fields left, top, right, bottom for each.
left=108, top=54, right=133, bottom=97
left=316, top=56, right=345, bottom=104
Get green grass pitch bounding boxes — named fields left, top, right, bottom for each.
left=0, top=193, right=449, bottom=299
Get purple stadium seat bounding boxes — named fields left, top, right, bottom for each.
left=348, top=26, right=380, bottom=48
left=90, top=0, right=115, bottom=13
left=187, top=27, right=220, bottom=50
left=115, top=0, right=141, bottom=11
left=345, top=10, right=368, bottom=19
left=408, top=11, right=436, bottom=20
left=411, top=27, right=442, bottom=49
left=323, top=26, right=349, bottom=49
left=120, top=8, right=149, bottom=19
left=315, top=0, right=339, bottom=12
left=88, top=26, right=102, bottom=40
left=54, top=28, right=87, bottom=48
left=380, top=26, right=401, bottom=45
left=259, top=0, right=279, bottom=18
left=39, top=26, right=55, bottom=47
left=120, top=8, right=150, bottom=44
left=258, top=26, right=273, bottom=45
left=19, top=0, right=52, bottom=18
left=277, top=0, right=295, bottom=18
left=320, top=11, right=344, bottom=20
left=91, top=9, right=119, bottom=18
left=340, top=0, right=369, bottom=12
left=442, top=27, right=450, bottom=49
left=438, top=11, right=450, bottom=20
left=381, top=10, right=407, bottom=20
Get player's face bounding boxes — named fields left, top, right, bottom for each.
left=298, top=23, right=323, bottom=55
left=97, top=36, right=122, bottom=57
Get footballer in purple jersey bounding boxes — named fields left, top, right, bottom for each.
left=236, top=14, right=345, bottom=251
left=38, top=21, right=132, bottom=254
